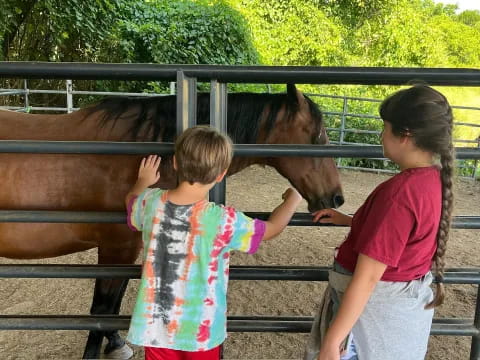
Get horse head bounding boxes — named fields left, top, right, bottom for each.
left=259, top=84, right=344, bottom=212
left=89, top=86, right=344, bottom=212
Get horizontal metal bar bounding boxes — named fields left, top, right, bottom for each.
left=324, top=111, right=381, bottom=120
left=71, top=90, right=167, bottom=97
left=338, top=166, right=397, bottom=174
left=455, top=122, right=480, bottom=128
left=0, top=315, right=476, bottom=335
left=0, top=265, right=478, bottom=283
left=1, top=106, right=77, bottom=112
left=306, top=93, right=383, bottom=102
left=0, top=90, right=25, bottom=96
left=0, top=141, right=478, bottom=159
left=1, top=63, right=479, bottom=85
left=0, top=210, right=477, bottom=229
left=0, top=210, right=127, bottom=223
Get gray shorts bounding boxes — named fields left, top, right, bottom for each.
left=332, top=262, right=434, bottom=360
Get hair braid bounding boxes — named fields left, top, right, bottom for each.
left=426, top=143, right=455, bottom=309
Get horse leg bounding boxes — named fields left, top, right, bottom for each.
left=103, top=278, right=133, bottom=359
left=83, top=278, right=131, bottom=359
left=83, top=231, right=141, bottom=360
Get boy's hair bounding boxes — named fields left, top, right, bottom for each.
left=175, top=126, right=233, bottom=185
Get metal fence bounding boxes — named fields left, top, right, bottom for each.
left=1, top=78, right=479, bottom=178
left=0, top=63, right=479, bottom=359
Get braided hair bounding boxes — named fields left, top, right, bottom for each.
left=379, top=85, right=454, bottom=308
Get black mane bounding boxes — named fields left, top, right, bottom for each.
left=88, top=92, right=323, bottom=144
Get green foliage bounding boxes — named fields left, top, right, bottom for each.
left=1, top=0, right=118, bottom=61
left=315, top=0, right=396, bottom=28
left=228, top=0, right=346, bottom=66
left=351, top=2, right=449, bottom=67
left=428, top=15, right=480, bottom=67
left=457, top=10, right=480, bottom=27
left=103, top=0, right=258, bottom=66
left=91, top=0, right=258, bottom=94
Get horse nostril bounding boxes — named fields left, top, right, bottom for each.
left=333, top=194, right=344, bottom=208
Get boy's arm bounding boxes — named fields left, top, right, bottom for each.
left=125, top=155, right=161, bottom=208
left=262, top=188, right=303, bottom=240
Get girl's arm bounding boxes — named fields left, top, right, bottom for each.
left=312, top=208, right=352, bottom=226
left=318, top=254, right=387, bottom=360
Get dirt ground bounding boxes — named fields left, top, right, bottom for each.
left=0, top=167, right=478, bottom=360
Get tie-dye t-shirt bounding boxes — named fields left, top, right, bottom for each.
left=126, top=188, right=266, bottom=351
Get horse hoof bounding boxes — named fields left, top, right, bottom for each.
left=102, top=343, right=134, bottom=360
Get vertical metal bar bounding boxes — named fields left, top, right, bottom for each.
left=470, top=285, right=480, bottom=360
left=170, top=81, right=175, bottom=95
left=337, top=96, right=348, bottom=166
left=23, top=79, right=29, bottom=111
left=66, top=80, right=73, bottom=114
left=473, top=137, right=480, bottom=179
left=209, top=80, right=228, bottom=205
left=176, top=71, right=197, bottom=135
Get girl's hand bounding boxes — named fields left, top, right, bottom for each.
left=312, top=208, right=352, bottom=226
left=137, top=155, right=161, bottom=187
left=317, top=343, right=341, bottom=360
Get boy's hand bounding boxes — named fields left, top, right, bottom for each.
left=137, top=155, right=161, bottom=187
left=282, top=188, right=303, bottom=205
left=312, top=208, right=351, bottom=226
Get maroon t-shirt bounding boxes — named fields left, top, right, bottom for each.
left=335, top=166, right=442, bottom=281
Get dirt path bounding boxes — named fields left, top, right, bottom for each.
left=0, top=167, right=478, bottom=359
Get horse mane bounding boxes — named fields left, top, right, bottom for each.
left=86, top=91, right=323, bottom=143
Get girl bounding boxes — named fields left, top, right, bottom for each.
left=304, top=85, right=454, bottom=360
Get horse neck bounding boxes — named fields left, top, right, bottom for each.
left=221, top=93, right=277, bottom=174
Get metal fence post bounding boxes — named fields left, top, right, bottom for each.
left=23, top=79, right=29, bottom=111
left=471, top=286, right=480, bottom=360
left=337, top=96, right=348, bottom=166
left=209, top=79, right=228, bottom=205
left=66, top=80, right=73, bottom=114
left=176, top=71, right=197, bottom=134
left=473, top=137, right=480, bottom=179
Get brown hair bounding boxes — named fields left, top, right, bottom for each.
left=174, top=126, right=233, bottom=185
left=379, top=85, right=454, bottom=308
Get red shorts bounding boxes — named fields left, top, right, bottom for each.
left=144, top=345, right=221, bottom=360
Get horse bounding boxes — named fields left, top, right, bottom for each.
left=0, top=84, right=344, bottom=359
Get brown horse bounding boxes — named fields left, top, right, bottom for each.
left=0, top=84, right=343, bottom=359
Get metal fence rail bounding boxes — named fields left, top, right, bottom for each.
left=0, top=266, right=478, bottom=338
left=2, top=77, right=479, bottom=176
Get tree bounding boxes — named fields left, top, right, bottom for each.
left=228, top=0, right=346, bottom=66
left=315, top=0, right=396, bottom=29
left=0, top=0, right=119, bottom=61
left=457, top=10, right=480, bottom=27
left=1, top=0, right=259, bottom=99
left=348, top=1, right=450, bottom=68
left=429, top=14, right=480, bottom=67
left=102, top=0, right=258, bottom=66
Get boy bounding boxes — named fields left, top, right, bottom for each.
left=125, top=126, right=302, bottom=360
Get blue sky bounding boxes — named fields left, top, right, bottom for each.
left=433, top=0, right=480, bottom=12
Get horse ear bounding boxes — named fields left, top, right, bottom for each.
left=287, top=83, right=305, bottom=105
